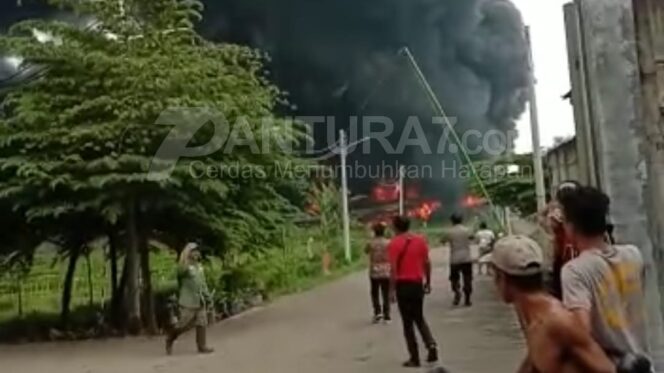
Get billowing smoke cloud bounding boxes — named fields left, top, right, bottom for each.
left=0, top=0, right=530, bottom=203
left=201, top=0, right=530, bottom=201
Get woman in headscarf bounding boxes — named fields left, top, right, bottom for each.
left=539, top=181, right=580, bottom=300
left=165, top=242, right=214, bottom=355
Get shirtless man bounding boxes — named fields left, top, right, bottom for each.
left=491, top=235, right=615, bottom=373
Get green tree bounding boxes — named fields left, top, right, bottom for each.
left=468, top=153, right=538, bottom=216
left=0, top=0, right=308, bottom=332
left=307, top=181, right=342, bottom=257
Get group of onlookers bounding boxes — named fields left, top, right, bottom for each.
left=366, top=216, right=438, bottom=367
left=365, top=213, right=493, bottom=368
left=365, top=182, right=653, bottom=372
left=494, top=183, right=652, bottom=373
left=163, top=182, right=653, bottom=373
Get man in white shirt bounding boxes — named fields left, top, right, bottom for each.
left=476, top=221, right=496, bottom=274
left=442, top=214, right=474, bottom=306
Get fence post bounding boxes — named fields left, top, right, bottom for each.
left=86, top=252, right=94, bottom=307
left=16, top=279, right=23, bottom=318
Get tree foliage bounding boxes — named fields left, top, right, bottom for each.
left=468, top=153, right=538, bottom=216
left=307, top=181, right=341, bottom=252
left=0, top=0, right=309, bottom=331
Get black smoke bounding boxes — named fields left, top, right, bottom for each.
left=200, top=0, right=530, bottom=201
left=1, top=0, right=530, bottom=202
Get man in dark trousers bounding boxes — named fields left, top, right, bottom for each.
left=365, top=222, right=391, bottom=323
left=388, top=215, right=438, bottom=368
left=443, top=213, right=474, bottom=306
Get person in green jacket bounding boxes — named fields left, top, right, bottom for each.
left=165, top=242, right=214, bottom=355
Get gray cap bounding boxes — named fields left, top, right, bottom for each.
left=491, top=235, right=544, bottom=276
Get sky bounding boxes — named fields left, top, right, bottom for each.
left=511, top=0, right=576, bottom=153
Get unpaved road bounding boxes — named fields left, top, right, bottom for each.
left=0, top=248, right=524, bottom=373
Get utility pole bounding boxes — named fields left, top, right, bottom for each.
left=525, top=26, right=547, bottom=212
left=339, top=130, right=352, bottom=263
left=398, top=165, right=405, bottom=215
left=505, top=207, right=513, bottom=235
left=335, top=133, right=372, bottom=264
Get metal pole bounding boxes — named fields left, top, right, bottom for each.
left=399, top=47, right=504, bottom=230
left=525, top=26, right=547, bottom=211
left=339, top=130, right=352, bottom=263
left=398, top=165, right=405, bottom=215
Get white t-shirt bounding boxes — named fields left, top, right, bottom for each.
left=562, top=245, right=649, bottom=356
left=446, top=224, right=473, bottom=264
left=476, top=229, right=495, bottom=250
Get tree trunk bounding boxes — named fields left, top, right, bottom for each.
left=85, top=250, right=94, bottom=307
left=113, top=255, right=129, bottom=329
left=124, top=200, right=142, bottom=334
left=118, top=256, right=128, bottom=300
left=16, top=280, right=23, bottom=317
left=139, top=231, right=158, bottom=335
left=61, top=245, right=81, bottom=327
left=108, top=230, right=120, bottom=324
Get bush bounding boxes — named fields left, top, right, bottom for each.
left=0, top=226, right=367, bottom=343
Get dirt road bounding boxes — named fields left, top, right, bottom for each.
left=0, top=248, right=524, bottom=373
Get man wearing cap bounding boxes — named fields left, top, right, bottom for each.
left=491, top=235, right=615, bottom=373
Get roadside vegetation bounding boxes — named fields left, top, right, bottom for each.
left=0, top=0, right=368, bottom=342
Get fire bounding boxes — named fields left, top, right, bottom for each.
left=371, top=181, right=421, bottom=204
left=408, top=200, right=442, bottom=222
left=462, top=195, right=485, bottom=208
left=371, top=182, right=399, bottom=203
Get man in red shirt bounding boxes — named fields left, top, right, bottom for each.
left=388, top=215, right=438, bottom=367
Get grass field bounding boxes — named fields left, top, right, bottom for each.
left=0, top=219, right=465, bottom=325
left=0, top=248, right=179, bottom=321
left=0, top=226, right=372, bottom=323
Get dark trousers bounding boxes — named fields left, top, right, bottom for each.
left=396, top=281, right=436, bottom=361
left=449, top=263, right=473, bottom=298
left=370, top=278, right=391, bottom=318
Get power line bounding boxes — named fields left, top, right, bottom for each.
left=398, top=46, right=505, bottom=230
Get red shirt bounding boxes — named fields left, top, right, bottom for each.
left=553, top=224, right=578, bottom=263
left=551, top=224, right=578, bottom=299
left=388, top=233, right=429, bottom=281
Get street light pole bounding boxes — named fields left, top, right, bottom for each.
left=525, top=26, right=547, bottom=211
left=335, top=133, right=372, bottom=263
left=339, top=130, right=352, bottom=263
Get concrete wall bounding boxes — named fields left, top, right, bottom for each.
left=545, top=137, right=579, bottom=196
left=566, top=0, right=664, bottom=366
left=563, top=4, right=600, bottom=188
left=633, top=1, right=664, bottom=360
